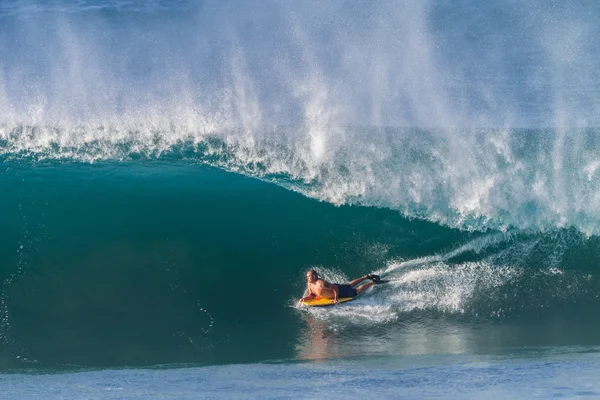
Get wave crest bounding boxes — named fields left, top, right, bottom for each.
left=3, top=124, right=600, bottom=234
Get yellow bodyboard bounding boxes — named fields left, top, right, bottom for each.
left=301, top=296, right=355, bottom=307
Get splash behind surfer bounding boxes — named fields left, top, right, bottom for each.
left=299, top=269, right=386, bottom=305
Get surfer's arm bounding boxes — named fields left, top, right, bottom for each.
left=324, top=282, right=338, bottom=303
left=299, top=285, right=316, bottom=302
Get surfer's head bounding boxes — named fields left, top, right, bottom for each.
left=306, top=269, right=318, bottom=283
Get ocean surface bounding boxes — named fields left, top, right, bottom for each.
left=2, top=0, right=600, bottom=398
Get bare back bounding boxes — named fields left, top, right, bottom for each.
left=308, top=279, right=337, bottom=299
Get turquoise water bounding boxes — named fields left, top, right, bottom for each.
left=2, top=0, right=600, bottom=397
left=2, top=161, right=600, bottom=371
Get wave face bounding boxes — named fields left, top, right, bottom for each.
left=1, top=163, right=600, bottom=369
left=1, top=0, right=600, bottom=369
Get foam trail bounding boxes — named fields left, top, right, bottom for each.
left=299, top=233, right=520, bottom=324
left=381, top=232, right=515, bottom=276
left=303, top=260, right=524, bottom=325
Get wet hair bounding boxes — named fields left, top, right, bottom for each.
left=307, top=269, right=318, bottom=277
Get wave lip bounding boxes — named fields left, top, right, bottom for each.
left=3, top=124, right=600, bottom=235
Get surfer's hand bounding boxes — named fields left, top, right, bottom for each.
left=333, top=299, right=338, bottom=305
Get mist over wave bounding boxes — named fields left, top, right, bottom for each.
left=2, top=1, right=600, bottom=233
left=2, top=0, right=599, bottom=127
